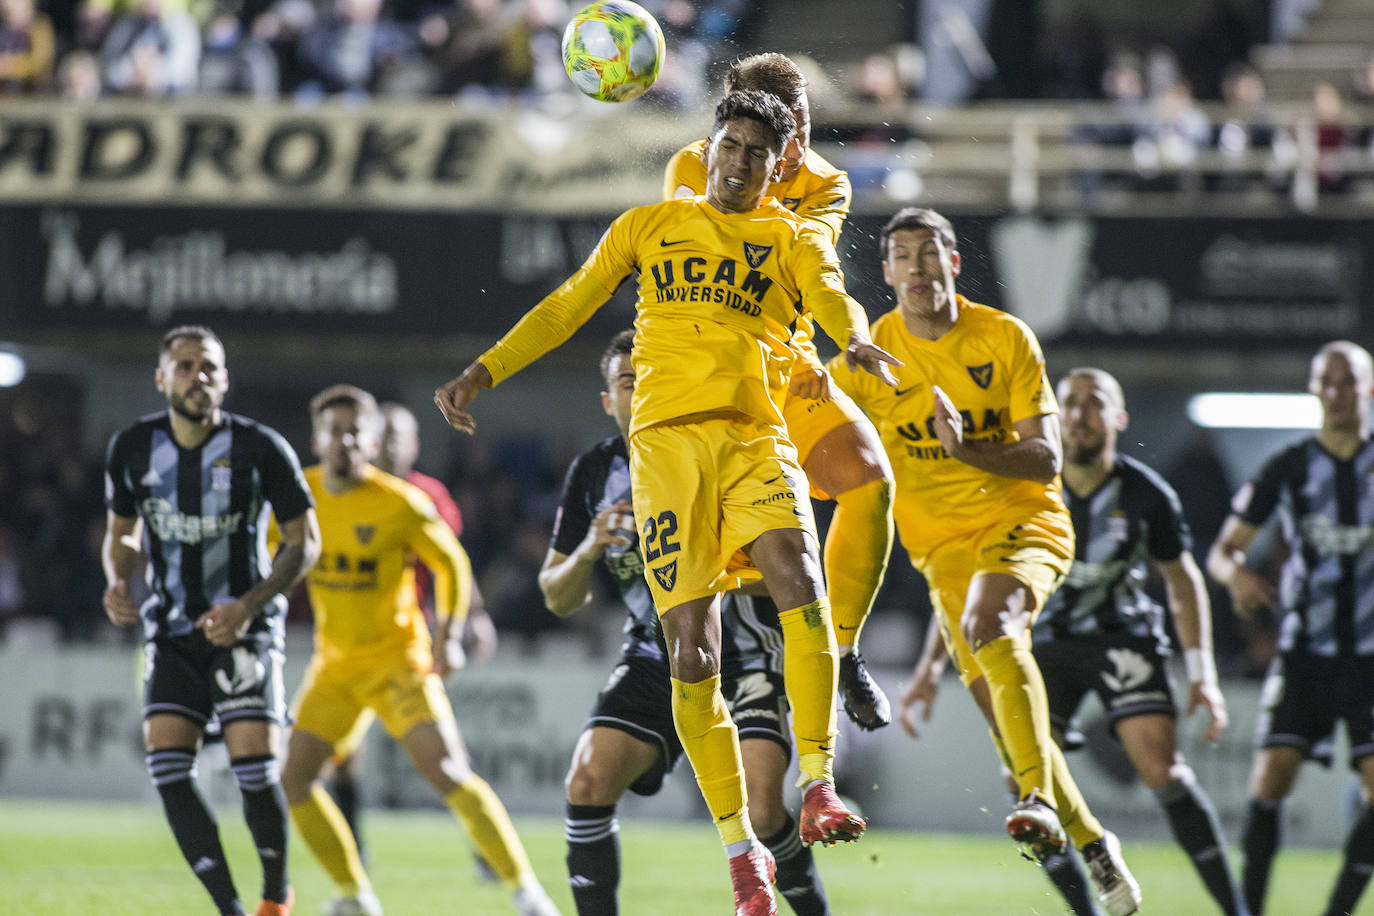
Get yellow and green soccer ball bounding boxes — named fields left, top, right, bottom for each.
left=561, top=0, right=665, bottom=103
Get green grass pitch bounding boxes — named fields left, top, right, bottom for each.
left=0, top=798, right=1360, bottom=914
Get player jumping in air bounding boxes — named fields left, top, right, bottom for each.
left=436, top=91, right=900, bottom=916
left=665, top=52, right=896, bottom=732
left=828, top=209, right=1142, bottom=916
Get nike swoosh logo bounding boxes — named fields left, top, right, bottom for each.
left=660, top=238, right=689, bottom=247
left=894, top=386, right=918, bottom=396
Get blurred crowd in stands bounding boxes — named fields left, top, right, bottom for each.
left=0, top=376, right=1279, bottom=682
left=2, top=0, right=1372, bottom=199
left=0, top=0, right=764, bottom=105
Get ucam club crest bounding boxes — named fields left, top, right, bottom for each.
left=652, top=559, right=677, bottom=592
left=743, top=242, right=773, bottom=269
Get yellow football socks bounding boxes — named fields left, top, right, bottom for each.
left=289, top=785, right=368, bottom=895
left=1050, top=742, right=1105, bottom=848
left=990, top=725, right=1104, bottom=847
left=973, top=634, right=1055, bottom=807
left=826, top=478, right=894, bottom=651
left=671, top=675, right=751, bottom=845
left=445, top=776, right=533, bottom=889
left=778, top=599, right=838, bottom=785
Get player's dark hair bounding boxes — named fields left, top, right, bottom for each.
left=600, top=329, right=635, bottom=387
left=310, top=383, right=381, bottom=430
left=712, top=90, right=795, bottom=156
left=878, top=207, right=957, bottom=258
left=160, top=325, right=222, bottom=360
left=725, top=53, right=807, bottom=108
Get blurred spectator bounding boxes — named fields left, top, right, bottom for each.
left=1356, top=52, right=1374, bottom=106
left=198, top=5, right=278, bottom=96
left=1143, top=44, right=1181, bottom=100
left=1212, top=62, right=1280, bottom=191
left=1310, top=80, right=1353, bottom=193
left=851, top=50, right=906, bottom=106
left=1180, top=0, right=1255, bottom=100
left=78, top=0, right=201, bottom=51
left=1070, top=52, right=1145, bottom=195
left=99, top=0, right=202, bottom=96
left=1134, top=79, right=1210, bottom=191
left=295, top=0, right=419, bottom=98
left=57, top=49, right=103, bottom=98
left=1092, top=52, right=1147, bottom=143
left=249, top=0, right=315, bottom=92
left=0, top=0, right=54, bottom=94
left=422, top=0, right=537, bottom=97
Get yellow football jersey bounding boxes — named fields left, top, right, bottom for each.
left=302, top=464, right=472, bottom=664
left=664, top=141, right=852, bottom=373
left=480, top=196, right=868, bottom=435
left=827, top=296, right=1068, bottom=563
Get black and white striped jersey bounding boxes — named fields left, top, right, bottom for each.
left=1234, top=436, right=1374, bottom=657
left=551, top=435, right=781, bottom=674
left=104, top=410, right=313, bottom=645
left=1034, top=454, right=1189, bottom=647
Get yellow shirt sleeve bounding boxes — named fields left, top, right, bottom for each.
left=1004, top=316, right=1057, bottom=423
left=404, top=491, right=473, bottom=625
left=787, top=227, right=867, bottom=349
left=479, top=211, right=639, bottom=386
left=663, top=142, right=707, bottom=200
left=793, top=154, right=852, bottom=246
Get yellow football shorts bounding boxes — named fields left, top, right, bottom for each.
left=918, top=510, right=1074, bottom=686
left=630, top=415, right=818, bottom=610
left=292, top=643, right=455, bottom=755
left=781, top=382, right=869, bottom=501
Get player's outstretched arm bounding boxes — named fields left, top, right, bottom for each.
left=434, top=361, right=493, bottom=434
left=931, top=387, right=1062, bottom=484
left=1160, top=552, right=1228, bottom=742
left=898, top=620, right=948, bottom=739
left=1205, top=515, right=1277, bottom=619
left=101, top=511, right=144, bottom=626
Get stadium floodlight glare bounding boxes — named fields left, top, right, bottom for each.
left=1187, top=392, right=1320, bottom=429
left=0, top=352, right=25, bottom=387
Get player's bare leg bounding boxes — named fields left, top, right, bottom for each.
left=1117, top=714, right=1246, bottom=915
left=745, top=527, right=864, bottom=847
left=662, top=594, right=777, bottom=915
left=804, top=419, right=894, bottom=731
left=563, top=727, right=661, bottom=915
left=401, top=716, right=558, bottom=915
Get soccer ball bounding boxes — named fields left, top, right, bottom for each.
left=561, top=1, right=665, bottom=103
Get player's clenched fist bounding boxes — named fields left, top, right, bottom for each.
left=103, top=579, right=141, bottom=626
